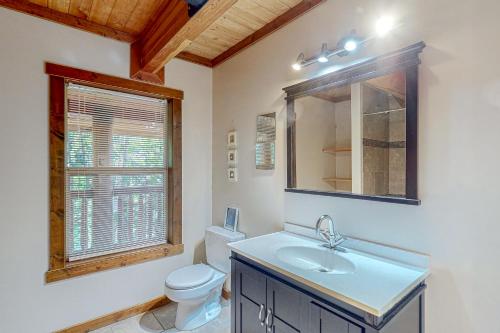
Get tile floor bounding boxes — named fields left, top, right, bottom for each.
left=91, top=299, right=231, bottom=333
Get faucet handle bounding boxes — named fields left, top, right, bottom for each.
left=318, top=229, right=331, bottom=243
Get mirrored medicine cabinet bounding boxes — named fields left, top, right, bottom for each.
left=283, top=42, right=425, bottom=205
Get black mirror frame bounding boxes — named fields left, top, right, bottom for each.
left=283, top=42, right=425, bottom=205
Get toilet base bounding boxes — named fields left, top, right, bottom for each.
left=175, top=285, right=223, bottom=330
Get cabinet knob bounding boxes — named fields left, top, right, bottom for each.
left=265, top=308, right=273, bottom=332
left=258, top=304, right=265, bottom=326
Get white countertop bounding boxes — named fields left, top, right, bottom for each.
left=228, top=231, right=429, bottom=317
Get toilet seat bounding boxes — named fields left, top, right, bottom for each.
left=165, top=264, right=215, bottom=290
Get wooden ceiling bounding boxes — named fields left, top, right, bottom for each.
left=184, top=0, right=303, bottom=63
left=0, top=0, right=324, bottom=83
left=28, top=0, right=164, bottom=36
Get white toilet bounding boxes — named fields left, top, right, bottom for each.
left=164, top=226, right=245, bottom=330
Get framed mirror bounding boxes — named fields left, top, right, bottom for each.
left=283, top=42, right=425, bottom=205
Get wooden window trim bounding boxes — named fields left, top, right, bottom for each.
left=46, top=63, right=183, bottom=283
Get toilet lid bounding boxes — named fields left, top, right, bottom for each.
left=165, top=264, right=215, bottom=290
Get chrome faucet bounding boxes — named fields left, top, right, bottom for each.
left=315, top=215, right=345, bottom=250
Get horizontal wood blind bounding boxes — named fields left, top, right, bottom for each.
left=65, top=83, right=168, bottom=261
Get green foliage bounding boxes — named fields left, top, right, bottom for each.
left=67, top=131, right=166, bottom=254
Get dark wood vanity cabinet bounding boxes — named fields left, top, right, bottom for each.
left=233, top=260, right=308, bottom=332
left=309, top=303, right=362, bottom=333
left=231, top=253, right=426, bottom=333
left=232, top=258, right=361, bottom=333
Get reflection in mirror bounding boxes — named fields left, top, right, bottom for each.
left=362, top=72, right=406, bottom=197
left=256, top=112, right=276, bottom=170
left=294, top=70, right=407, bottom=198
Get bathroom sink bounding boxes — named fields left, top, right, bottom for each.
left=276, top=245, right=355, bottom=274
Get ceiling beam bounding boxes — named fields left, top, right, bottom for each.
left=211, top=0, right=325, bottom=66
left=0, top=0, right=136, bottom=43
left=130, top=0, right=237, bottom=77
left=176, top=51, right=214, bottom=67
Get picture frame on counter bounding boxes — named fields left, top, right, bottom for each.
left=224, top=207, right=239, bottom=232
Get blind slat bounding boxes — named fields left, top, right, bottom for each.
left=65, top=83, right=168, bottom=261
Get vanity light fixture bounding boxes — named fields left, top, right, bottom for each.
left=291, top=15, right=397, bottom=71
left=343, top=39, right=358, bottom=52
left=317, top=43, right=329, bottom=63
left=292, top=53, right=305, bottom=71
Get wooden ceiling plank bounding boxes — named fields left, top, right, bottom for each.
left=136, top=0, right=173, bottom=40
left=184, top=42, right=221, bottom=59
left=224, top=8, right=267, bottom=31
left=184, top=39, right=221, bottom=56
left=194, top=33, right=233, bottom=51
left=133, top=0, right=237, bottom=75
left=48, top=0, right=71, bottom=13
left=68, top=0, right=92, bottom=18
left=252, top=0, right=292, bottom=15
left=202, top=28, right=242, bottom=46
left=123, top=0, right=160, bottom=35
left=132, top=0, right=165, bottom=33
left=234, top=0, right=276, bottom=23
left=89, top=0, right=115, bottom=25
left=0, top=0, right=135, bottom=42
left=204, top=21, right=248, bottom=42
left=216, top=13, right=254, bottom=36
left=277, top=0, right=302, bottom=8
left=107, top=0, right=139, bottom=30
left=211, top=0, right=325, bottom=66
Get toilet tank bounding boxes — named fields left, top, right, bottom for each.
left=206, top=226, right=245, bottom=273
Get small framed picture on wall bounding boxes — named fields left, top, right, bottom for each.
left=227, top=131, right=238, bottom=148
left=227, top=149, right=238, bottom=165
left=227, top=168, right=238, bottom=182
left=224, top=207, right=239, bottom=232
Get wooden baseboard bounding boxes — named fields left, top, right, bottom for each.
left=222, top=288, right=231, bottom=300
left=54, top=296, right=170, bottom=333
left=55, top=288, right=231, bottom=332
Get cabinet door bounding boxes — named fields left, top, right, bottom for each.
left=267, top=278, right=306, bottom=332
left=234, top=262, right=267, bottom=333
left=238, top=296, right=267, bottom=333
left=238, top=261, right=267, bottom=305
left=271, top=317, right=300, bottom=333
left=310, top=303, right=362, bottom=333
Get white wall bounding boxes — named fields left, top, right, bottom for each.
left=213, top=0, right=500, bottom=332
left=0, top=8, right=212, bottom=332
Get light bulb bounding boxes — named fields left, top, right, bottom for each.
left=344, top=40, right=358, bottom=52
left=376, top=15, right=395, bottom=37
left=317, top=55, right=328, bottom=63
left=317, top=43, right=329, bottom=63
left=292, top=52, right=304, bottom=70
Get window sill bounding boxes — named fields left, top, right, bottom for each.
left=46, top=243, right=184, bottom=283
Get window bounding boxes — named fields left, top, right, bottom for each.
left=66, top=84, right=168, bottom=261
left=46, top=63, right=183, bottom=282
